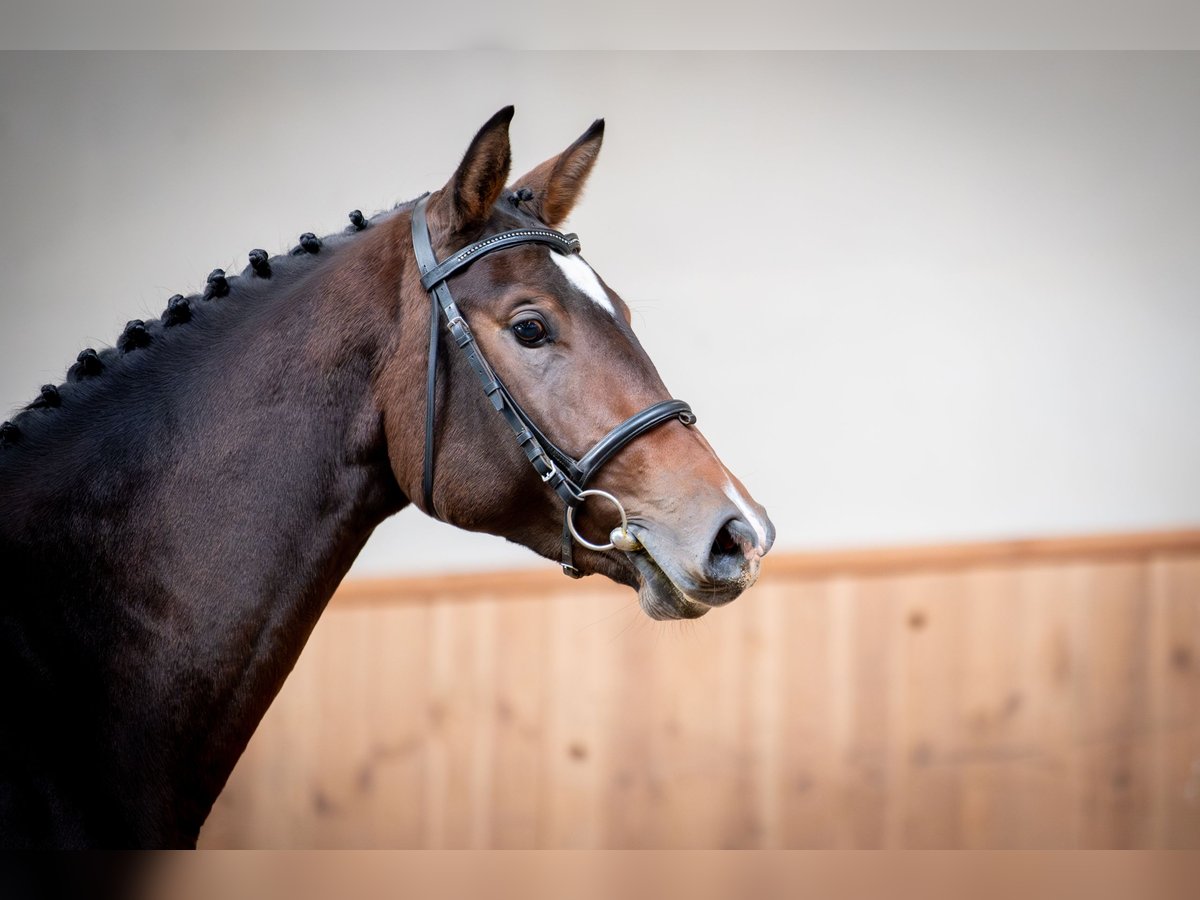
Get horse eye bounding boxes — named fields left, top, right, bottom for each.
left=511, top=318, right=548, bottom=346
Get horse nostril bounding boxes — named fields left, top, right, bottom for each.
left=711, top=520, right=741, bottom=559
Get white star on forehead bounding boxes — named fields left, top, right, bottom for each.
left=549, top=250, right=615, bottom=316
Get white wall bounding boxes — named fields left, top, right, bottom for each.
left=1, top=52, right=1197, bottom=576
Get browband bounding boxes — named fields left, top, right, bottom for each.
left=420, top=228, right=581, bottom=291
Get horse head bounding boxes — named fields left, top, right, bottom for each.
left=379, top=108, right=775, bottom=619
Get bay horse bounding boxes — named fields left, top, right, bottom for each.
left=0, top=108, right=774, bottom=848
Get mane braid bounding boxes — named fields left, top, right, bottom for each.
left=248, top=249, right=271, bottom=278
left=68, top=349, right=103, bottom=382
left=203, top=269, right=230, bottom=301
left=25, top=385, right=61, bottom=410
left=1, top=199, right=420, bottom=459
left=162, top=295, right=191, bottom=327
left=118, top=320, right=151, bottom=354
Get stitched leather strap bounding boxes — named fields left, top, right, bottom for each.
left=576, top=400, right=696, bottom=486
left=421, top=228, right=580, bottom=291
left=411, top=195, right=442, bottom=515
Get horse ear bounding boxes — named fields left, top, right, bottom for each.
left=513, top=118, right=604, bottom=228
left=441, top=106, right=515, bottom=234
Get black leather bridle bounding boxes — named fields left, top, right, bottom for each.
left=411, top=195, right=695, bottom=577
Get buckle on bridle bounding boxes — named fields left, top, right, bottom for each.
left=540, top=459, right=559, bottom=483
left=446, top=315, right=472, bottom=347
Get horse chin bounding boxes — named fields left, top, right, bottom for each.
left=625, top=545, right=711, bottom=621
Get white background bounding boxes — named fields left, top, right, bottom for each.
left=1, top=52, right=1197, bottom=576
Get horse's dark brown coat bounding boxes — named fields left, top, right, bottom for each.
left=0, top=109, right=771, bottom=847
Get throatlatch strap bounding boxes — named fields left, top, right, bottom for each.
left=422, top=272, right=441, bottom=514
left=411, top=195, right=441, bottom=516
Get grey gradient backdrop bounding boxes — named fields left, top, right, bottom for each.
left=1, top=52, right=1197, bottom=576
left=5, top=3, right=1200, bottom=50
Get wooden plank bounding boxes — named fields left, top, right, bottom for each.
left=1072, top=561, right=1153, bottom=848
left=488, top=597, right=548, bottom=848
left=892, top=570, right=967, bottom=848
left=953, top=566, right=1020, bottom=849
left=953, top=564, right=1078, bottom=848
left=596, top=593, right=660, bottom=847
left=428, top=598, right=491, bottom=850
left=538, top=592, right=627, bottom=847
left=839, top=576, right=893, bottom=848
left=1151, top=555, right=1200, bottom=848
left=359, top=603, right=435, bottom=847
left=775, top=578, right=837, bottom=848
left=746, top=579, right=784, bottom=848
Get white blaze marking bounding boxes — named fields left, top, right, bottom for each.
left=724, top=477, right=769, bottom=551
left=549, top=251, right=615, bottom=316
left=690, top=429, right=769, bottom=550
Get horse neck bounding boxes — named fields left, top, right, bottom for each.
left=0, top=222, right=418, bottom=846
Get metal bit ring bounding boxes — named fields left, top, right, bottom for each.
left=566, top=489, right=634, bottom=552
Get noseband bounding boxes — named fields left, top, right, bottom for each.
left=411, top=195, right=695, bottom=577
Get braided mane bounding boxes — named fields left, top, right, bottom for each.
left=0, top=202, right=415, bottom=456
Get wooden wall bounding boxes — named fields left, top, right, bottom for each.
left=199, top=532, right=1200, bottom=848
